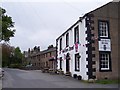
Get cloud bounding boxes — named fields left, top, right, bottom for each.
left=2, top=0, right=112, bottom=52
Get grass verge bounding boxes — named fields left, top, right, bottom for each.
left=95, top=79, right=120, bottom=84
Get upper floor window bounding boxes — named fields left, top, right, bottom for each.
left=98, top=20, right=109, bottom=38
left=46, top=53, right=48, bottom=57
left=66, top=33, right=69, bottom=47
left=74, top=26, right=79, bottom=43
left=60, top=38, right=62, bottom=51
left=50, top=52, right=51, bottom=57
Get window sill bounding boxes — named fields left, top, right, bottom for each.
left=75, top=70, right=80, bottom=72
left=99, top=69, right=112, bottom=72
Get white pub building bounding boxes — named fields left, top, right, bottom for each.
left=56, top=17, right=89, bottom=80
left=56, top=1, right=119, bottom=80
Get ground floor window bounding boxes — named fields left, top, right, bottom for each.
left=75, top=53, right=80, bottom=71
left=99, top=51, right=112, bottom=71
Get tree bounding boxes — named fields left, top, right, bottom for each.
left=0, top=7, right=15, bottom=42
left=2, top=43, right=23, bottom=67
left=2, top=43, right=13, bottom=67
left=14, top=47, right=23, bottom=64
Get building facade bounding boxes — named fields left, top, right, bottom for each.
left=56, top=1, right=119, bottom=80
left=24, top=45, right=57, bottom=71
left=24, top=46, right=41, bottom=69
left=39, top=45, right=57, bottom=70
left=56, top=17, right=88, bottom=80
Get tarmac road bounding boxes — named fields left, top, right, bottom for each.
left=2, top=68, right=119, bottom=88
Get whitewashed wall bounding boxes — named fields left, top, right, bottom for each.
left=57, top=18, right=88, bottom=80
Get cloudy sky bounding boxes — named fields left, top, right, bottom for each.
left=1, top=0, right=112, bottom=52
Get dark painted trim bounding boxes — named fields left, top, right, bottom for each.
left=86, top=51, right=88, bottom=54
left=92, top=76, right=96, bottom=79
left=86, top=65, right=88, bottom=68
left=66, top=53, right=70, bottom=72
left=92, top=61, right=96, bottom=64
left=75, top=53, right=80, bottom=71
left=100, top=70, right=112, bottom=72
left=92, top=47, right=95, bottom=51
left=86, top=72, right=88, bottom=75
left=75, top=69, right=79, bottom=72
left=90, top=20, right=94, bottom=24
left=91, top=26, right=94, bottom=30
left=85, top=14, right=96, bottom=79
left=86, top=58, right=88, bottom=61
left=59, top=38, right=62, bottom=51
left=86, top=44, right=89, bottom=47
left=92, top=54, right=95, bottom=57
left=92, top=68, right=96, bottom=72
left=91, top=40, right=95, bottom=43
left=85, top=14, right=93, bottom=79
left=66, top=33, right=69, bottom=47
left=56, top=39, right=58, bottom=70
left=60, top=57, right=62, bottom=70
left=91, top=34, right=94, bottom=37
left=74, top=25, right=79, bottom=44
left=86, top=37, right=91, bottom=41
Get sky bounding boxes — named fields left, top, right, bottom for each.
left=1, top=0, right=112, bottom=52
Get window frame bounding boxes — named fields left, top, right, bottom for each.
left=98, top=20, right=110, bottom=39
left=74, top=25, right=79, bottom=43
left=75, top=53, right=80, bottom=71
left=60, top=38, right=62, bottom=51
left=99, top=51, right=112, bottom=72
left=66, top=33, right=69, bottom=47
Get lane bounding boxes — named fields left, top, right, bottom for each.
left=2, top=68, right=63, bottom=88
left=2, top=68, right=119, bottom=88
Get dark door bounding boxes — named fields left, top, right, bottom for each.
left=60, top=57, right=62, bottom=70
left=66, top=58, right=69, bottom=72
left=66, top=53, right=70, bottom=72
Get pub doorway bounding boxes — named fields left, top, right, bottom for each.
left=66, top=53, right=70, bottom=72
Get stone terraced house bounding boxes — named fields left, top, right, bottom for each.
left=24, top=45, right=57, bottom=71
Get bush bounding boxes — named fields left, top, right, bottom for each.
left=78, top=75, right=82, bottom=80
left=73, top=74, right=77, bottom=79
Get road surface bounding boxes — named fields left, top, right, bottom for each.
left=2, top=68, right=119, bottom=88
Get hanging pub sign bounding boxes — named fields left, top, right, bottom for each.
left=61, top=45, right=74, bottom=53
left=98, top=39, right=111, bottom=51
left=75, top=42, right=78, bottom=52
